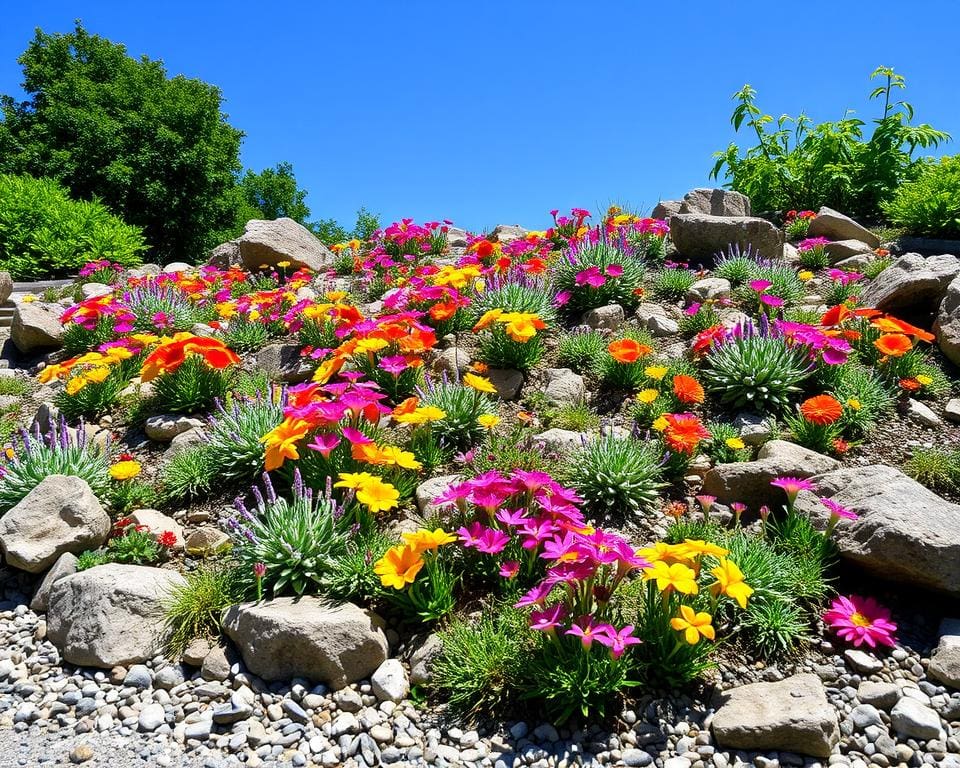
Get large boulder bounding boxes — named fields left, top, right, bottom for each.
left=712, top=673, right=840, bottom=757
left=222, top=598, right=388, bottom=689
left=669, top=214, right=783, bottom=261
left=794, top=465, right=960, bottom=596
left=238, top=218, right=334, bottom=272
left=207, top=239, right=241, bottom=268
left=0, top=476, right=110, bottom=573
left=934, top=274, right=960, bottom=366
left=47, top=564, right=186, bottom=667
left=255, top=342, right=314, bottom=384
left=859, top=253, right=960, bottom=312
left=491, top=224, right=527, bottom=243
left=701, top=440, right=840, bottom=508
left=679, top=188, right=751, bottom=217
left=807, top=206, right=880, bottom=248
left=10, top=301, right=63, bottom=353
left=652, top=200, right=682, bottom=220
left=29, top=552, right=78, bottom=613
left=824, top=239, right=874, bottom=263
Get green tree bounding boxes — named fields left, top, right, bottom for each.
left=311, top=207, right=381, bottom=246
left=238, top=162, right=310, bottom=223
left=0, top=22, right=244, bottom=263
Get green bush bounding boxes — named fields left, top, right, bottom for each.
left=163, top=565, right=246, bottom=657
left=882, top=156, right=960, bottom=238
left=0, top=174, right=145, bottom=278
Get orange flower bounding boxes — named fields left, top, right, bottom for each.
left=899, top=377, right=921, bottom=392
left=608, top=338, right=652, bottom=364
left=871, top=315, right=935, bottom=342
left=663, top=413, right=711, bottom=456
left=140, top=334, right=239, bottom=382
left=820, top=304, right=851, bottom=327
left=261, top=418, right=311, bottom=471
left=429, top=301, right=458, bottom=322
left=874, top=333, right=912, bottom=357
left=672, top=374, right=704, bottom=405
left=392, top=396, right=419, bottom=417
left=799, top=394, right=843, bottom=425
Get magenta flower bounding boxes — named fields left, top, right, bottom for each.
left=379, top=355, right=408, bottom=376
left=605, top=264, right=624, bottom=278
left=760, top=294, right=784, bottom=307
left=514, top=581, right=553, bottom=608
left=307, top=432, right=340, bottom=458
left=749, top=279, right=772, bottom=292
left=253, top=562, right=267, bottom=578
left=457, top=522, right=510, bottom=554
left=499, top=560, right=520, bottom=579
left=554, top=290, right=571, bottom=306
left=575, top=266, right=606, bottom=288
left=823, top=595, right=897, bottom=649
left=529, top=604, right=567, bottom=632
left=565, top=616, right=606, bottom=649
left=770, top=476, right=814, bottom=505
left=594, top=624, right=642, bottom=659
left=686, top=302, right=702, bottom=315
left=695, top=494, right=716, bottom=514
left=495, top=508, right=528, bottom=527
left=820, top=497, right=857, bottom=536
left=342, top=426, right=373, bottom=445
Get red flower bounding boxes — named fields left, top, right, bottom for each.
left=799, top=394, right=843, bottom=425
left=663, top=413, right=711, bottom=455
left=157, top=531, right=178, bottom=548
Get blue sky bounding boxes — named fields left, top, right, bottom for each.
left=2, top=1, right=959, bottom=234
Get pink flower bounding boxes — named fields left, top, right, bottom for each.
left=575, top=266, right=606, bottom=288
left=565, top=616, right=606, bottom=649
left=457, top=522, right=510, bottom=554
left=341, top=426, right=373, bottom=445
left=749, top=279, right=772, bottom=292
left=594, top=624, right=642, bottom=659
left=686, top=302, right=702, bottom=315
left=499, top=560, right=520, bottom=579
left=379, top=355, right=408, bottom=376
left=605, top=264, right=624, bottom=278
left=770, top=476, right=814, bottom=505
left=514, top=581, right=553, bottom=608
left=820, top=497, right=857, bottom=521
left=554, top=290, right=571, bottom=306
left=307, top=432, right=340, bottom=458
left=823, top=595, right=897, bottom=649
left=760, top=294, right=784, bottom=307
left=529, top=604, right=567, bottom=631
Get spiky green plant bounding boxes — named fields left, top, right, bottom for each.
left=650, top=268, right=697, bottom=301
left=735, top=263, right=805, bottom=312
left=0, top=418, right=110, bottom=513
left=557, top=329, right=606, bottom=372
left=470, top=276, right=557, bottom=325
left=159, top=443, right=219, bottom=501
left=713, top=246, right=759, bottom=286
left=205, top=390, right=284, bottom=482
left=61, top=317, right=116, bottom=356
left=419, top=376, right=496, bottom=453
left=821, top=363, right=894, bottom=437
left=554, top=242, right=645, bottom=315
left=864, top=257, right=892, bottom=280
left=163, top=565, right=247, bottom=657
left=564, top=433, right=665, bottom=518
left=905, top=447, right=960, bottom=492
left=703, top=333, right=812, bottom=415
left=152, top=355, right=234, bottom=415
left=222, top=316, right=271, bottom=353
left=478, top=326, right=545, bottom=372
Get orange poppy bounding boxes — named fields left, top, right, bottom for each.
left=874, top=333, right=913, bottom=357
left=392, top=396, right=419, bottom=417
left=672, top=374, right=705, bottom=405
left=140, top=335, right=239, bottom=382
left=820, top=305, right=851, bottom=327
left=608, top=338, right=652, bottom=364
left=429, top=301, right=458, bottom=321
left=871, top=315, right=935, bottom=343
left=663, top=413, right=711, bottom=456
left=899, top=377, right=921, bottom=392
left=799, top=394, right=843, bottom=425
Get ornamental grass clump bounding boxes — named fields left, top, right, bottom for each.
left=163, top=565, right=246, bottom=658
left=204, top=390, right=285, bottom=483
left=141, top=333, right=240, bottom=414
left=419, top=374, right=497, bottom=453
left=473, top=308, right=547, bottom=372
left=785, top=394, right=846, bottom=454
left=557, top=329, right=606, bottom=372
left=125, top=280, right=214, bottom=333
left=0, top=417, right=110, bottom=513
left=796, top=237, right=831, bottom=270
left=554, top=241, right=645, bottom=315
left=470, top=273, right=557, bottom=326
left=651, top=268, right=697, bottom=301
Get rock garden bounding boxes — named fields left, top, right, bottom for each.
left=0, top=190, right=958, bottom=768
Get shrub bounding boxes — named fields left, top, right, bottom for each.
left=703, top=421, right=752, bottom=464
left=204, top=391, right=284, bottom=483
left=227, top=471, right=352, bottom=596
left=557, top=329, right=606, bottom=372
left=554, top=242, right=645, bottom=315
left=0, top=419, right=110, bottom=513
left=651, top=268, right=697, bottom=301
left=61, top=318, right=117, bottom=356
left=905, top=447, right=960, bottom=492
left=76, top=550, right=109, bottom=571
left=735, top=263, right=804, bottom=313
left=107, top=527, right=162, bottom=564
left=679, top=302, right=722, bottom=337
left=0, top=174, right=146, bottom=279
left=159, top=443, right=219, bottom=501
left=882, top=156, right=960, bottom=238
left=864, top=257, right=893, bottom=280
left=703, top=332, right=812, bottom=415
left=163, top=565, right=246, bottom=658
left=419, top=376, right=497, bottom=454
left=564, top=433, right=665, bottom=519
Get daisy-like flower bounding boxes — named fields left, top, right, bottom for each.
left=670, top=605, right=716, bottom=645
left=770, top=476, right=814, bottom=505
left=820, top=497, right=857, bottom=536
left=823, top=594, right=897, bottom=649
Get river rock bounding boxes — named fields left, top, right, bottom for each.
left=11, top=301, right=64, bottom=353
left=543, top=368, right=586, bottom=406
left=860, top=253, right=960, bottom=312
left=928, top=618, right=960, bottom=689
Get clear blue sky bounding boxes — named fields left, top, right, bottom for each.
left=2, top=1, right=959, bottom=234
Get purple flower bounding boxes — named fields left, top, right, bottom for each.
left=594, top=624, right=642, bottom=659
left=575, top=266, right=606, bottom=288
left=760, top=294, right=784, bottom=307
left=529, top=604, right=567, bottom=631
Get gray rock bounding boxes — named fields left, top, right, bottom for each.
left=138, top=702, right=166, bottom=732
left=239, top=218, right=335, bottom=272
left=906, top=398, right=941, bottom=427
left=687, top=277, right=732, bottom=303
left=129, top=509, right=183, bottom=552
left=123, top=664, right=153, bottom=689
left=934, top=274, right=960, bottom=367
left=200, top=644, right=231, bottom=681
left=860, top=253, right=960, bottom=312
left=652, top=200, right=683, bottom=219
left=434, top=347, right=471, bottom=377
left=0, top=271, right=12, bottom=304
left=445, top=227, right=468, bottom=248
left=486, top=368, right=523, bottom=400
left=701, top=440, right=840, bottom=507
left=679, top=188, right=751, bottom=217
left=163, top=426, right=206, bottom=461
left=47, top=564, right=186, bottom=667
left=144, top=414, right=204, bottom=442
left=415, top=474, right=463, bottom=517
left=154, top=664, right=186, bottom=690
left=491, top=224, right=528, bottom=243
left=185, top=526, right=231, bottom=557
left=162, top=261, right=192, bottom=273
left=807, top=207, right=880, bottom=248
left=80, top=282, right=113, bottom=300
left=11, top=301, right=64, bottom=353
left=833, top=253, right=876, bottom=271
left=622, top=748, right=655, bottom=767
left=407, top=632, right=442, bottom=686
left=794, top=465, right=960, bottom=596
left=223, top=598, right=388, bottom=688
left=824, top=240, right=875, bottom=263
left=670, top=214, right=783, bottom=261
left=182, top=637, right=213, bottom=667
left=183, top=720, right=213, bottom=741
left=890, top=698, right=943, bottom=740
left=0, top=475, right=110, bottom=573
left=844, top=649, right=883, bottom=675
left=944, top=398, right=960, bottom=424
left=535, top=427, right=587, bottom=455
left=857, top=681, right=899, bottom=710
left=30, top=551, right=78, bottom=612
left=543, top=368, right=586, bottom=406
left=254, top=341, right=314, bottom=384
left=734, top=412, right=773, bottom=446
left=207, top=239, right=241, bottom=268
left=370, top=659, right=409, bottom=703
left=647, top=314, right=680, bottom=336
left=582, top=304, right=625, bottom=331
left=212, top=697, right=253, bottom=725
left=850, top=704, right=884, bottom=729
left=711, top=673, right=840, bottom=757
left=928, top=618, right=960, bottom=690
left=333, top=688, right=363, bottom=713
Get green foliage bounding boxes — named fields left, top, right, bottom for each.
left=107, top=528, right=161, bottom=564
left=222, top=317, right=271, bottom=354
left=0, top=23, right=245, bottom=262
left=76, top=550, right=109, bottom=571
left=905, top=447, right=960, bottom=492
left=821, top=363, right=893, bottom=437
left=0, top=174, right=146, bottom=278
left=710, top=67, right=950, bottom=219
left=864, top=257, right=893, bottom=280
left=109, top=478, right=157, bottom=514
left=703, top=421, right=752, bottom=463
left=741, top=598, right=810, bottom=659
left=432, top=607, right=530, bottom=720
left=151, top=355, right=233, bottom=414
left=557, top=329, right=606, bottom=372
left=797, top=244, right=830, bottom=271
left=0, top=378, right=28, bottom=398
left=595, top=328, right=658, bottom=391
left=322, top=528, right=392, bottom=604
left=713, top=247, right=758, bottom=286
left=204, top=391, right=283, bottom=483
left=470, top=279, right=556, bottom=325
left=420, top=379, right=496, bottom=454
left=127, top=282, right=215, bottom=333
left=679, top=303, right=722, bottom=337
left=651, top=268, right=697, bottom=301
left=882, top=155, right=960, bottom=237
left=735, top=263, right=804, bottom=312
left=564, top=434, right=665, bottom=519
left=61, top=318, right=117, bottom=356
left=163, top=565, right=246, bottom=658
left=465, top=425, right=555, bottom=477
left=313, top=206, right=382, bottom=247
left=542, top=403, right=599, bottom=432
left=55, top=367, right=131, bottom=422
left=477, top=326, right=544, bottom=372
left=703, top=334, right=813, bottom=415
left=228, top=472, right=352, bottom=596
left=237, top=162, right=310, bottom=224
left=0, top=420, right=110, bottom=513
left=554, top=243, right=646, bottom=314
left=159, top=443, right=218, bottom=501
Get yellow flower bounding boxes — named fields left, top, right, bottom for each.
left=38, top=363, right=67, bottom=384
left=377, top=444, right=423, bottom=471
left=498, top=311, right=543, bottom=343
left=670, top=605, right=716, bottom=645
left=725, top=436, right=745, bottom=450
left=642, top=560, right=698, bottom=595
left=651, top=416, right=669, bottom=431
left=637, top=541, right=689, bottom=564
left=260, top=418, right=311, bottom=471
left=916, top=374, right=933, bottom=386
left=472, top=309, right=503, bottom=332
left=355, top=337, right=389, bottom=354
left=463, top=373, right=497, bottom=394
left=637, top=388, right=659, bottom=404
left=276, top=261, right=291, bottom=268
left=65, top=377, right=88, bottom=395
left=679, top=539, right=729, bottom=558
left=798, top=270, right=815, bottom=281
left=21, top=295, right=36, bottom=303
left=710, top=558, right=754, bottom=609
left=334, top=471, right=378, bottom=491
left=355, top=476, right=400, bottom=514
left=478, top=414, right=500, bottom=430
left=85, top=367, right=111, bottom=384
left=645, top=365, right=669, bottom=380
left=373, top=544, right=424, bottom=589
left=216, top=301, right=237, bottom=319
left=109, top=460, right=142, bottom=481
left=401, top=528, right=457, bottom=553
left=846, top=398, right=861, bottom=411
